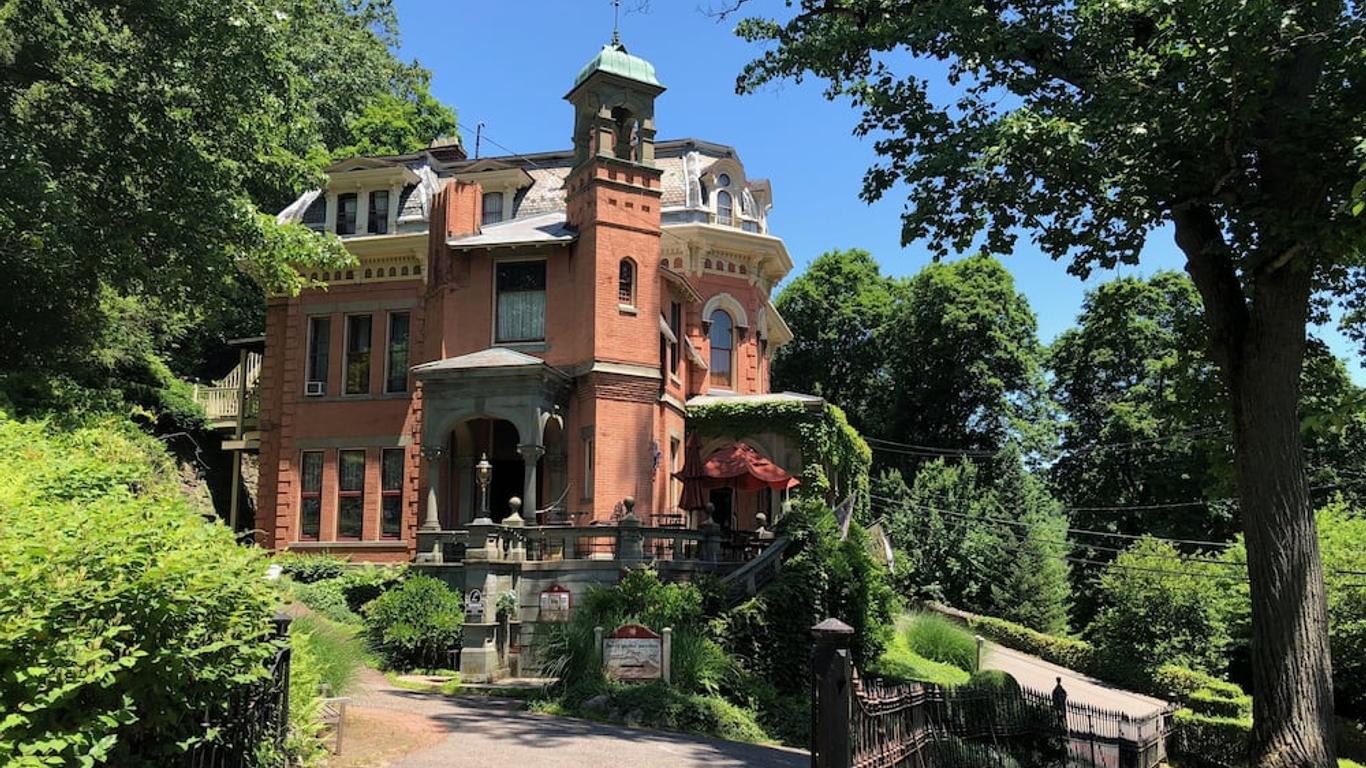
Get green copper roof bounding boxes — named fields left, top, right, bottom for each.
left=573, top=42, right=662, bottom=89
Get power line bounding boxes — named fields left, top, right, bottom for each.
left=865, top=428, right=1227, bottom=460
left=868, top=493, right=1366, bottom=579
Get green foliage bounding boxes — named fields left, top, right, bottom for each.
left=1088, top=538, right=1237, bottom=688
left=887, top=455, right=1072, bottom=634
left=884, top=255, right=1054, bottom=462
left=901, top=613, right=979, bottom=672
left=362, top=575, right=463, bottom=671
left=935, top=605, right=1095, bottom=673
left=290, top=613, right=365, bottom=697
left=282, top=628, right=328, bottom=767
left=1172, top=709, right=1252, bottom=768
left=1188, top=688, right=1253, bottom=720
left=292, top=580, right=360, bottom=625
left=1151, top=664, right=1245, bottom=702
left=338, top=564, right=408, bottom=615
left=559, top=680, right=771, bottom=744
left=276, top=553, right=350, bottom=584
left=870, top=614, right=973, bottom=686
left=771, top=248, right=906, bottom=432
left=1221, top=501, right=1366, bottom=715
left=687, top=399, right=871, bottom=514
left=0, top=411, right=278, bottom=765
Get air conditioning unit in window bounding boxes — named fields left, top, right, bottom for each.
left=305, top=381, right=325, bottom=397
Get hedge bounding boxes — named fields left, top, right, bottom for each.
left=1171, top=709, right=1251, bottom=768
left=1151, top=663, right=1244, bottom=701
left=0, top=413, right=278, bottom=766
left=927, top=603, right=1095, bottom=673
left=1187, top=688, right=1253, bottom=720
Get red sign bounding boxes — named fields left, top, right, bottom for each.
left=609, top=623, right=660, bottom=640
left=605, top=623, right=663, bottom=681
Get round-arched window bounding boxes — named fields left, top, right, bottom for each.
left=716, top=190, right=733, bottom=226
left=709, top=309, right=734, bottom=389
left=717, top=173, right=731, bottom=187
left=618, top=258, right=636, bottom=305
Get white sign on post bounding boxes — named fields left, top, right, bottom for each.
left=465, top=589, right=483, bottom=620
left=604, top=623, right=663, bottom=682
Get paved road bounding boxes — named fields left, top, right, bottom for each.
left=348, top=672, right=808, bottom=768
left=980, top=643, right=1168, bottom=717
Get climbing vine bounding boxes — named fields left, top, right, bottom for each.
left=687, top=400, right=871, bottom=517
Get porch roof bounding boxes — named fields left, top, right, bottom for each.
left=685, top=391, right=825, bottom=411
left=446, top=211, right=577, bottom=250
left=412, top=347, right=568, bottom=381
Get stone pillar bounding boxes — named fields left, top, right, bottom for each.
left=545, top=453, right=568, bottom=516
left=323, top=191, right=337, bottom=233
left=388, top=182, right=401, bottom=233
left=518, top=443, right=545, bottom=518
left=357, top=189, right=370, bottom=235
left=617, top=497, right=644, bottom=561
left=454, top=454, right=475, bottom=525
left=420, top=445, right=445, bottom=531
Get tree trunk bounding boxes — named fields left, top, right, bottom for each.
left=1177, top=210, right=1336, bottom=768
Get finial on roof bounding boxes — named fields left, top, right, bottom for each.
left=612, top=0, right=621, bottom=45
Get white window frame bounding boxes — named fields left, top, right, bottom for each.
left=490, top=256, right=549, bottom=346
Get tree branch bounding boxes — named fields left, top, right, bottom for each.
left=1172, top=204, right=1249, bottom=377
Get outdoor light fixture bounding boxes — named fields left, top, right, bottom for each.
left=473, top=453, right=494, bottom=524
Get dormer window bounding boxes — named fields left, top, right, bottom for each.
left=482, top=192, right=504, bottom=225
left=717, top=173, right=731, bottom=187
left=716, top=190, right=733, bottom=226
left=336, top=193, right=358, bottom=235
left=368, top=190, right=389, bottom=235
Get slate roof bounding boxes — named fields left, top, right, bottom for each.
left=411, top=347, right=546, bottom=374
left=446, top=211, right=577, bottom=250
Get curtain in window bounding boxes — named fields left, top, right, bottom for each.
left=386, top=313, right=409, bottom=392
left=496, top=262, right=546, bottom=342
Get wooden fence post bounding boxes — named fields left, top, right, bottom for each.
left=811, top=618, right=855, bottom=768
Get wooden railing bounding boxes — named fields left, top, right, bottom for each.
left=193, top=384, right=260, bottom=422
left=719, top=535, right=789, bottom=604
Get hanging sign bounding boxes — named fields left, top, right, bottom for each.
left=604, top=623, right=663, bottom=682
left=539, top=584, right=572, bottom=622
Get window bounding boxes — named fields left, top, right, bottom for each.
left=618, top=259, right=635, bottom=305
left=336, top=193, right=358, bottom=235
left=717, top=173, right=731, bottom=188
left=300, top=451, right=323, bottom=540
left=582, top=437, right=595, bottom=499
left=385, top=312, right=410, bottom=393
left=344, top=315, right=372, bottom=395
left=306, top=316, right=330, bottom=394
left=716, top=190, right=733, bottom=225
left=368, top=190, right=389, bottom=234
left=482, top=191, right=504, bottom=225
left=495, top=261, right=546, bottom=343
left=381, top=448, right=404, bottom=539
left=337, top=449, right=365, bottom=539
left=709, top=309, right=733, bottom=389
left=669, top=301, right=681, bottom=374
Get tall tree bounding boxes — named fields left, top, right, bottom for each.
left=733, top=1, right=1366, bottom=762
left=771, top=248, right=904, bottom=432
left=884, top=254, right=1052, bottom=467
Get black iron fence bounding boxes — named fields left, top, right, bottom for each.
left=185, top=614, right=293, bottom=768
left=813, top=619, right=1172, bottom=768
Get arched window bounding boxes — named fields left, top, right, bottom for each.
left=716, top=190, right=733, bottom=226
left=618, top=258, right=636, bottom=305
left=709, top=309, right=734, bottom=389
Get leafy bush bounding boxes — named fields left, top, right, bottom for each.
left=903, top=613, right=979, bottom=672
left=930, top=605, right=1095, bottom=672
left=871, top=617, right=973, bottom=687
left=1172, top=709, right=1251, bottom=768
left=570, top=681, right=771, bottom=744
left=292, top=579, right=360, bottom=624
left=1087, top=538, right=1236, bottom=688
left=0, top=412, right=278, bottom=765
left=276, top=553, right=349, bottom=584
left=1188, top=688, right=1252, bottom=719
left=1151, top=663, right=1245, bottom=701
left=363, top=575, right=463, bottom=670
left=339, top=564, right=407, bottom=614
left=280, top=627, right=327, bottom=767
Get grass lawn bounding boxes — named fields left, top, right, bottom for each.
left=873, top=614, right=973, bottom=686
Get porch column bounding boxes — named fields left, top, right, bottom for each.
left=518, top=443, right=545, bottom=518
left=454, top=454, right=475, bottom=525
left=421, top=444, right=445, bottom=531
left=545, top=453, right=568, bottom=513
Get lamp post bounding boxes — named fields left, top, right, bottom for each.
left=472, top=453, right=494, bottom=525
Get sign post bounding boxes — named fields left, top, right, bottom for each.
left=604, top=623, right=668, bottom=682
left=539, top=584, right=572, bottom=622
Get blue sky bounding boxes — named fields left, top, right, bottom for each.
left=393, top=0, right=1362, bottom=379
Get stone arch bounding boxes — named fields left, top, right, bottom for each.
left=701, top=292, right=749, bottom=330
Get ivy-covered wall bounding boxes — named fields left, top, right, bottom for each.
left=687, top=399, right=872, bottom=518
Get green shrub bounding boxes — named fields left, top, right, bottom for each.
left=871, top=614, right=972, bottom=686
left=669, top=630, right=740, bottom=697
left=903, top=613, right=979, bottom=672
left=1151, top=663, right=1244, bottom=701
left=292, top=613, right=366, bottom=696
left=0, top=412, right=278, bottom=766
left=292, top=579, right=360, bottom=624
left=280, top=628, right=327, bottom=767
left=1172, top=709, right=1251, bottom=767
left=363, top=575, right=463, bottom=670
left=1188, top=688, right=1253, bottom=719
left=276, top=553, right=349, bottom=584
left=933, top=606, right=1095, bottom=672
left=339, top=564, right=407, bottom=614
left=585, top=681, right=771, bottom=744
